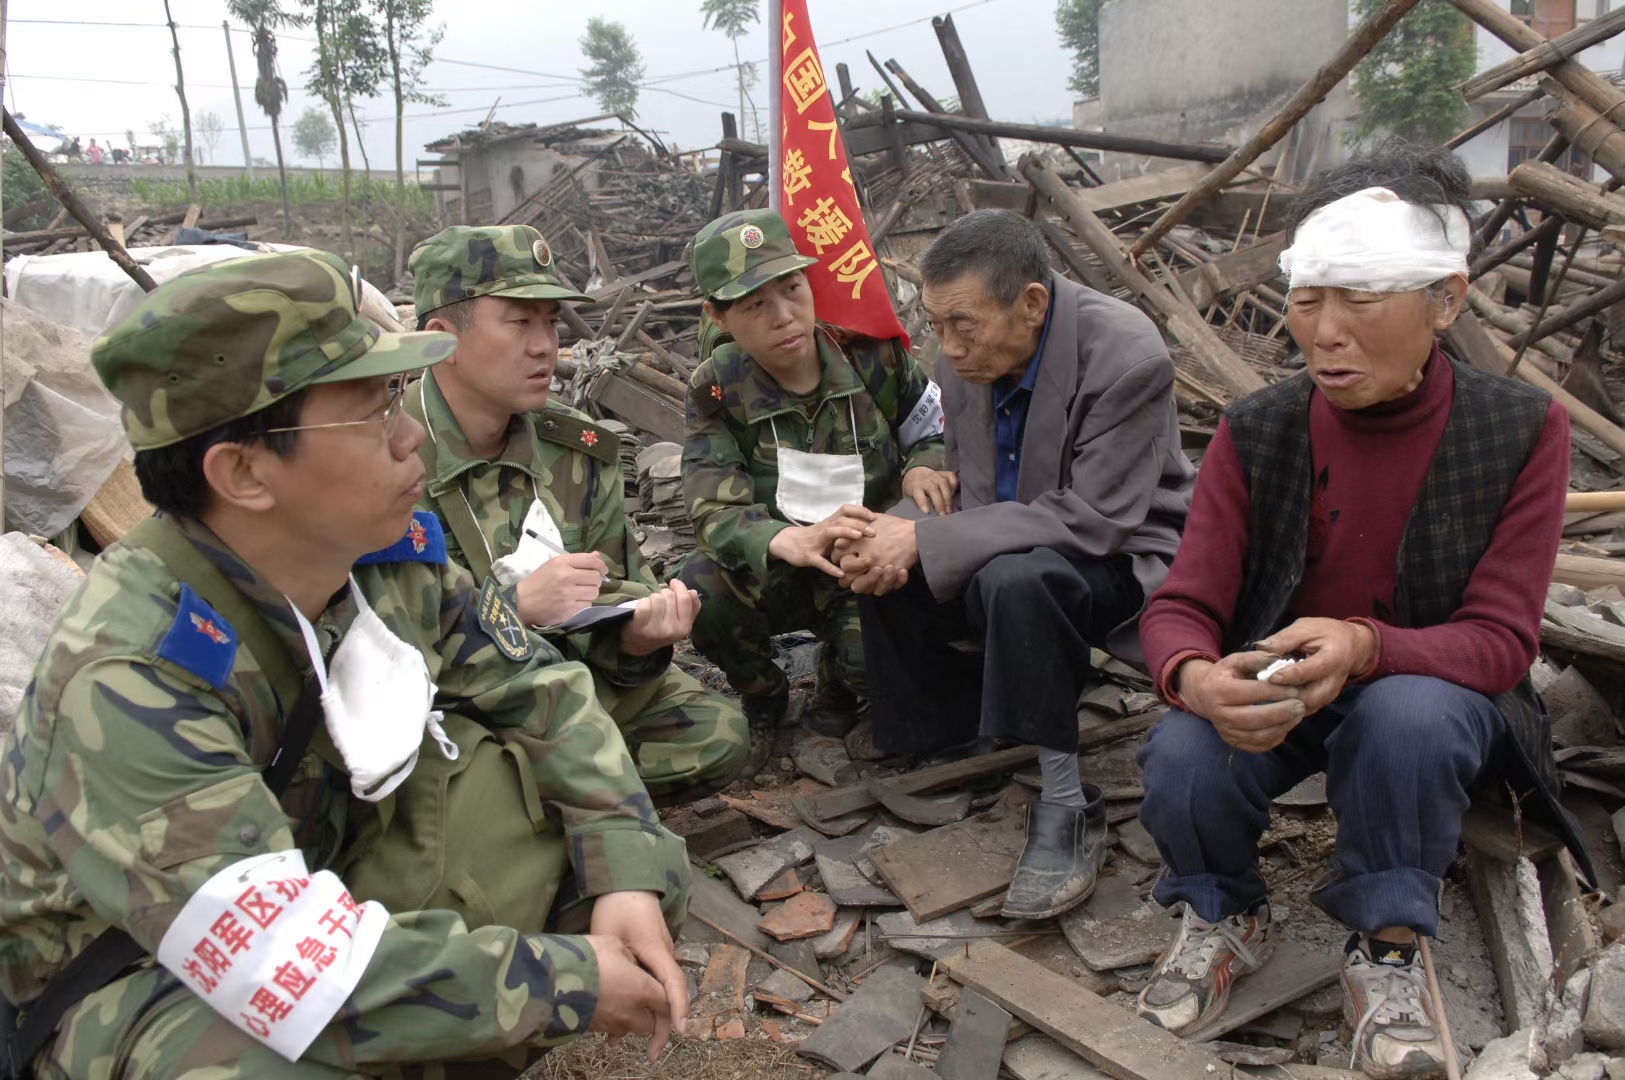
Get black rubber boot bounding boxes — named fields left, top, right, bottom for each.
left=1001, top=787, right=1107, bottom=920
left=802, top=647, right=864, bottom=737
left=742, top=685, right=790, bottom=777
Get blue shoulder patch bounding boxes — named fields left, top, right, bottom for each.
left=156, top=584, right=238, bottom=689
left=355, top=511, right=447, bottom=567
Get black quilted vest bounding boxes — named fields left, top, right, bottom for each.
left=1225, top=357, right=1582, bottom=870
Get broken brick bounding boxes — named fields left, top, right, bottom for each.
left=758, top=891, right=838, bottom=941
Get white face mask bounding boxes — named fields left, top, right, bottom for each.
left=289, top=579, right=458, bottom=802
left=771, top=395, right=866, bottom=525
left=490, top=494, right=565, bottom=587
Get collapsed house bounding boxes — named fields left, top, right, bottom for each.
left=13, top=0, right=1625, bottom=1076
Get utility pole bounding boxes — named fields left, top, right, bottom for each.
left=222, top=21, right=255, bottom=181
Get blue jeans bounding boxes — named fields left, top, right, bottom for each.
left=1136, top=675, right=1504, bottom=936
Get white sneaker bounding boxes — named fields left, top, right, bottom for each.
left=1342, top=935, right=1447, bottom=1079
left=1135, top=902, right=1274, bottom=1035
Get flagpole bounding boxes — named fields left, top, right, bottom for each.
left=768, top=0, right=784, bottom=214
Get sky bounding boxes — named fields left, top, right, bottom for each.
left=4, top=0, right=1078, bottom=169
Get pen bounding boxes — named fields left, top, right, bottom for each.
left=526, top=527, right=610, bottom=583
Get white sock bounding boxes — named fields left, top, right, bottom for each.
left=1039, top=748, right=1088, bottom=809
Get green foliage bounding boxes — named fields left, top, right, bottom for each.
left=579, top=16, right=644, bottom=116
left=227, top=0, right=302, bottom=123
left=150, top=115, right=182, bottom=162
left=1, top=143, right=54, bottom=230
left=701, top=0, right=759, bottom=39
left=379, top=0, right=446, bottom=111
left=128, top=171, right=433, bottom=214
left=293, top=106, right=337, bottom=164
left=1056, top=0, right=1101, bottom=99
left=1350, top=0, right=1475, bottom=146
left=302, top=0, right=387, bottom=110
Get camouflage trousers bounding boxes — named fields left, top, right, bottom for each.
left=676, top=553, right=865, bottom=703
left=590, top=665, right=749, bottom=805
left=39, top=966, right=549, bottom=1079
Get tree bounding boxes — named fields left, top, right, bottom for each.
left=1350, top=0, right=1475, bottom=146
left=196, top=110, right=225, bottom=164
left=150, top=115, right=182, bottom=164
left=293, top=106, right=337, bottom=167
left=579, top=17, right=644, bottom=116
left=163, top=0, right=198, bottom=206
left=1056, top=0, right=1101, bottom=100
left=378, top=0, right=445, bottom=279
left=227, top=0, right=304, bottom=237
left=701, top=0, right=759, bottom=142
left=304, top=0, right=387, bottom=259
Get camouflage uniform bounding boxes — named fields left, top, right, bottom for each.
left=676, top=211, right=946, bottom=703
left=408, top=226, right=748, bottom=803
left=0, top=251, right=690, bottom=1078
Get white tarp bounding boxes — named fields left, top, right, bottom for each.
left=0, top=533, right=83, bottom=734
left=1, top=298, right=126, bottom=537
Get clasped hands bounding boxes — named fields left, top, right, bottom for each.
left=766, top=467, right=957, bottom=595
left=1174, top=617, right=1377, bottom=754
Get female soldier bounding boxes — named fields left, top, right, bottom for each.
left=678, top=209, right=954, bottom=772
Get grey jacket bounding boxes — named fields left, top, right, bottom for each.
left=914, top=276, right=1195, bottom=660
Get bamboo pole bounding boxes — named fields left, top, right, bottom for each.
left=1, top=110, right=156, bottom=293
left=1129, top=0, right=1426, bottom=260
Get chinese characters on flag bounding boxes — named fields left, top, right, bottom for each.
left=778, top=0, right=908, bottom=346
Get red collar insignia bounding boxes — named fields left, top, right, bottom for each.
left=580, top=429, right=599, bottom=448
left=407, top=518, right=428, bottom=553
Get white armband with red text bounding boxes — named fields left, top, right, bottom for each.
left=899, top=380, right=945, bottom=452
left=156, top=850, right=388, bottom=1061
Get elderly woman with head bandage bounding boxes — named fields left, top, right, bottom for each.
left=1128, top=145, right=1584, bottom=1080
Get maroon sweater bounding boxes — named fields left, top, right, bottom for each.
left=1142, top=349, right=1570, bottom=704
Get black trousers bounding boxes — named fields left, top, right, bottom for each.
left=858, top=547, right=1143, bottom=755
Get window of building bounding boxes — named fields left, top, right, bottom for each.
left=1511, top=0, right=1534, bottom=15
left=1509, top=116, right=1593, bottom=175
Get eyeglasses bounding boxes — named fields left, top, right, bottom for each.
left=265, top=377, right=409, bottom=437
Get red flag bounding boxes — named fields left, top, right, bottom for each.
left=776, top=0, right=908, bottom=347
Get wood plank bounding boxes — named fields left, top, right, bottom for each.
left=1540, top=849, right=1599, bottom=992
left=802, top=711, right=1159, bottom=824
left=937, top=988, right=1015, bottom=1080
left=939, top=940, right=1232, bottom=1080
left=1182, top=940, right=1341, bottom=1043
left=1460, top=803, right=1565, bottom=864
left=869, top=805, right=1029, bottom=921
left=587, top=372, right=684, bottom=443
left=1464, top=851, right=1555, bottom=1032
left=1175, top=233, right=1288, bottom=310
left=1553, top=552, right=1625, bottom=592
left=1460, top=6, right=1625, bottom=100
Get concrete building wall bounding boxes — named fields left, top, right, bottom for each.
left=1092, top=0, right=1357, bottom=180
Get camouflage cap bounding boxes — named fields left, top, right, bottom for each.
left=93, top=249, right=457, bottom=450
left=409, top=224, right=592, bottom=318
left=689, top=209, right=818, bottom=302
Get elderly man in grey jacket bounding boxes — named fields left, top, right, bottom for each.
left=837, top=209, right=1194, bottom=920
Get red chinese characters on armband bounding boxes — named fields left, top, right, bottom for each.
left=157, top=852, right=388, bottom=1062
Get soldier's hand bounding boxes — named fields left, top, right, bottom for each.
left=621, top=580, right=700, bottom=655
left=767, top=505, right=877, bottom=578
left=902, top=466, right=958, bottom=516
left=591, top=890, right=689, bottom=1052
left=585, top=933, right=677, bottom=1059
left=516, top=552, right=607, bottom=627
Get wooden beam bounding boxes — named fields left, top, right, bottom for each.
left=888, top=109, right=1233, bottom=164
left=1511, top=275, right=1625, bottom=351
left=932, top=13, right=1001, bottom=163
left=587, top=371, right=684, bottom=443
left=1175, top=233, right=1288, bottom=310
left=1, top=108, right=156, bottom=293
left=799, top=711, right=1159, bottom=824
left=1552, top=552, right=1625, bottom=592
left=1509, top=160, right=1625, bottom=231
left=960, top=163, right=1216, bottom=215
left=1021, top=155, right=1266, bottom=397
left=1461, top=6, right=1625, bottom=100
left=1544, top=79, right=1625, bottom=187
left=1469, top=313, right=1625, bottom=457
left=1130, top=0, right=1426, bottom=259
left=939, top=941, right=1231, bottom=1080
left=1448, top=87, right=1547, bottom=149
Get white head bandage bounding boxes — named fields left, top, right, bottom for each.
left=1278, top=186, right=1470, bottom=294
